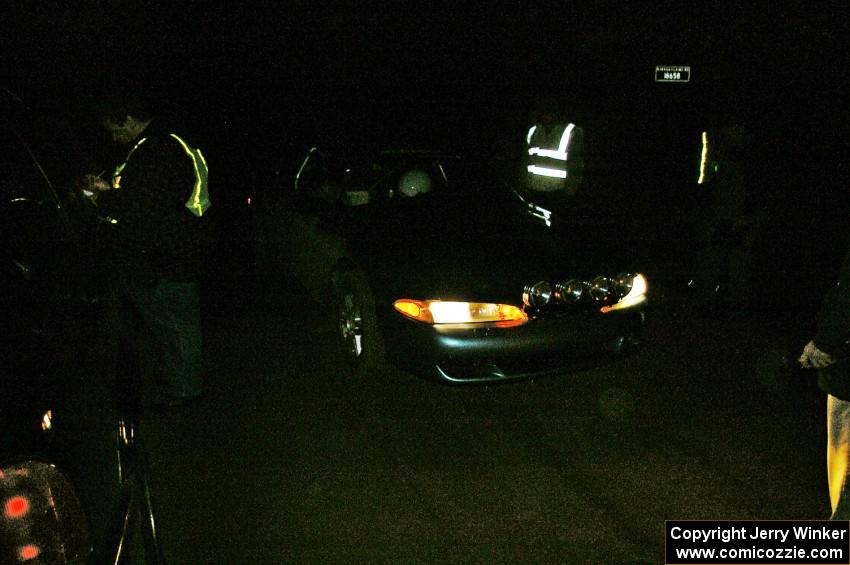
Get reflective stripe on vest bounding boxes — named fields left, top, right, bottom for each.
left=527, top=123, right=575, bottom=161
left=169, top=133, right=210, bottom=217
left=526, top=165, right=567, bottom=178
left=112, top=137, right=148, bottom=189
left=698, top=130, right=716, bottom=185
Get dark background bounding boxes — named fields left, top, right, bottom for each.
left=3, top=4, right=846, bottom=151
left=3, top=5, right=850, bottom=562
left=2, top=3, right=848, bottom=299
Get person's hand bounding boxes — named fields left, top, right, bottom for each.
left=81, top=174, right=111, bottom=192
left=799, top=340, right=836, bottom=369
left=77, top=174, right=110, bottom=203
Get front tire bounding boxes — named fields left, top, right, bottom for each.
left=334, top=269, right=387, bottom=375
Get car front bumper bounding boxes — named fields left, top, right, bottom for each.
left=381, top=305, right=646, bottom=383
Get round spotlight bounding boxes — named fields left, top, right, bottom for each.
left=523, top=281, right=553, bottom=308
left=556, top=279, right=585, bottom=303
left=614, top=273, right=636, bottom=298
left=588, top=276, right=613, bottom=301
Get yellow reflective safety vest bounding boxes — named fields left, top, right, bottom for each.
left=112, top=133, right=211, bottom=217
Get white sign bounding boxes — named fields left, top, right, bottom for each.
left=655, top=65, right=691, bottom=83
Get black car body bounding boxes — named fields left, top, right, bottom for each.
left=0, top=88, right=165, bottom=564
left=256, top=146, right=647, bottom=382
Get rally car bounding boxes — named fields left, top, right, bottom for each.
left=254, top=145, right=647, bottom=382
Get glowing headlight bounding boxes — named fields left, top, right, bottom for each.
left=522, top=281, right=553, bottom=308
left=394, top=300, right=528, bottom=326
left=601, top=274, right=648, bottom=313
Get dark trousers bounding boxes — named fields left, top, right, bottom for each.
left=120, top=278, right=204, bottom=400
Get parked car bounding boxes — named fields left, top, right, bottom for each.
left=0, top=87, right=166, bottom=564
left=254, top=144, right=647, bottom=382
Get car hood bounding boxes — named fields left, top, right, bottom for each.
left=342, top=193, right=638, bottom=304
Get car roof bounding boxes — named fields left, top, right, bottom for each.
left=311, top=142, right=461, bottom=164
left=378, top=149, right=460, bottom=159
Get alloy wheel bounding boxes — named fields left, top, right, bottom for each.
left=339, top=292, right=364, bottom=359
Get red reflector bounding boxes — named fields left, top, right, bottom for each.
left=19, top=544, right=40, bottom=560
left=4, top=496, right=29, bottom=518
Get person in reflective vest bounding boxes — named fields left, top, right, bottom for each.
left=525, top=110, right=584, bottom=197
left=85, top=93, right=212, bottom=408
left=693, top=113, right=756, bottom=306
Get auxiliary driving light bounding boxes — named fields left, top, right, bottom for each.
left=588, top=276, right=613, bottom=301
left=522, top=281, right=553, bottom=308
left=614, top=273, right=636, bottom=297
left=601, top=273, right=649, bottom=313
left=555, top=279, right=585, bottom=303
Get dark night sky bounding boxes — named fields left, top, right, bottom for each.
left=1, top=3, right=847, bottom=178
left=3, top=5, right=844, bottom=113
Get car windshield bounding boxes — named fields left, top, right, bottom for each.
left=333, top=153, right=517, bottom=209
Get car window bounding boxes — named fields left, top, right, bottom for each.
left=364, top=158, right=448, bottom=201
left=296, top=151, right=348, bottom=206
left=296, top=151, right=326, bottom=194
left=301, top=152, right=500, bottom=211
